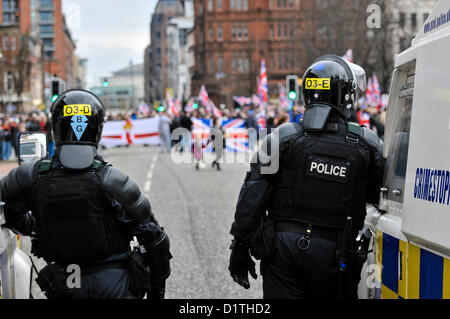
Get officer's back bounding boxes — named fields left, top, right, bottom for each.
left=0, top=90, right=171, bottom=299
left=228, top=55, right=384, bottom=299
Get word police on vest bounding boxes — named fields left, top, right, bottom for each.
left=306, top=156, right=351, bottom=183
left=310, top=161, right=347, bottom=177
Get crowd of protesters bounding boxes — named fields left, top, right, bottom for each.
left=106, top=97, right=386, bottom=142
left=0, top=111, right=54, bottom=161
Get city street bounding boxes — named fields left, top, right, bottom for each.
left=12, top=145, right=263, bottom=299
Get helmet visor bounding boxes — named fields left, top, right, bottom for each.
left=346, top=61, right=367, bottom=92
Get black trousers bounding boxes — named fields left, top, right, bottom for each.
left=261, top=232, right=340, bottom=299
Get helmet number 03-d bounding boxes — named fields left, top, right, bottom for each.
left=64, top=104, right=92, bottom=141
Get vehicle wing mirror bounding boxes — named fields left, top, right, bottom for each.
left=18, top=132, right=48, bottom=166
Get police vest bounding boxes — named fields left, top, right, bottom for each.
left=30, top=159, right=130, bottom=266
left=268, top=122, right=372, bottom=229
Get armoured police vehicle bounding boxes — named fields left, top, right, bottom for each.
left=359, top=0, right=450, bottom=299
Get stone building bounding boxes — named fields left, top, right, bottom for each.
left=145, top=0, right=185, bottom=105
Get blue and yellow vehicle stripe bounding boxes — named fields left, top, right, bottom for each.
left=377, top=232, right=450, bottom=299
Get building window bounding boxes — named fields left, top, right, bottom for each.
left=209, top=55, right=214, bottom=73
left=40, top=0, right=52, bottom=8
left=217, top=0, right=222, bottom=10
left=243, top=24, right=248, bottom=39
left=2, top=35, right=9, bottom=51
left=270, top=24, right=274, bottom=38
left=411, top=13, right=417, bottom=28
left=423, top=13, right=429, bottom=22
left=277, top=0, right=281, bottom=8
left=284, top=23, right=288, bottom=37
left=400, top=37, right=408, bottom=51
left=209, top=26, right=214, bottom=40
left=290, top=23, right=294, bottom=37
left=217, top=23, right=223, bottom=40
left=243, top=0, right=248, bottom=10
left=40, top=12, right=53, bottom=22
left=278, top=53, right=282, bottom=70
left=399, top=12, right=405, bottom=28
left=11, top=34, right=16, bottom=50
left=179, top=29, right=188, bottom=46
left=230, top=0, right=234, bottom=10
left=237, top=24, right=242, bottom=40
left=218, top=53, right=223, bottom=72
left=232, top=54, right=237, bottom=71
left=277, top=22, right=281, bottom=37
left=40, top=25, right=54, bottom=34
left=208, top=0, right=213, bottom=11
left=288, top=0, right=293, bottom=7
left=6, top=71, right=14, bottom=92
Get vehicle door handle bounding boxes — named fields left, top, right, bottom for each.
left=380, top=187, right=389, bottom=193
left=392, top=189, right=402, bottom=196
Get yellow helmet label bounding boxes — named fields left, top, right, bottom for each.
left=64, top=104, right=92, bottom=117
left=304, top=78, right=331, bottom=90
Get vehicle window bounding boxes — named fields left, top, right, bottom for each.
left=383, top=65, right=415, bottom=203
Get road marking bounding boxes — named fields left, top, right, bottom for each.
left=144, top=180, right=151, bottom=192
left=144, top=154, right=158, bottom=195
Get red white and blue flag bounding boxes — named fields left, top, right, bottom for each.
left=199, top=85, right=210, bottom=107
left=209, top=101, right=223, bottom=119
left=222, top=119, right=248, bottom=153
left=185, top=98, right=195, bottom=112
left=279, top=83, right=289, bottom=109
left=139, top=102, right=150, bottom=116
left=342, top=49, right=353, bottom=63
left=365, top=76, right=374, bottom=107
left=372, top=73, right=381, bottom=107
left=259, top=60, right=268, bottom=107
left=233, top=96, right=252, bottom=106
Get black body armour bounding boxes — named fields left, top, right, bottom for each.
left=30, top=160, right=130, bottom=265
left=268, top=119, right=371, bottom=230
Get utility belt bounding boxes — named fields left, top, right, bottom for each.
left=275, top=220, right=339, bottom=243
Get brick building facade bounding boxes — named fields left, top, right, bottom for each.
left=191, top=0, right=305, bottom=107
left=0, top=0, right=78, bottom=111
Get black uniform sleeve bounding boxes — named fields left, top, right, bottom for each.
left=98, top=165, right=171, bottom=295
left=230, top=123, right=303, bottom=241
left=361, top=127, right=385, bottom=204
left=0, top=161, right=38, bottom=236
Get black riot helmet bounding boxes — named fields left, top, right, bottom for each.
left=50, top=89, right=106, bottom=170
left=302, top=54, right=367, bottom=119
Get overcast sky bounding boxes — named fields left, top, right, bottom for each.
left=62, top=0, right=158, bottom=88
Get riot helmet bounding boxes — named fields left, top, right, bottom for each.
left=50, top=89, right=106, bottom=170
left=302, top=54, right=366, bottom=119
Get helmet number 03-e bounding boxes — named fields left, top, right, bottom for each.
left=302, top=54, right=367, bottom=118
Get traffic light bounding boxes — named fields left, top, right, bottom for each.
left=286, top=75, right=299, bottom=101
left=193, top=101, right=199, bottom=110
left=51, top=80, right=60, bottom=103
left=103, top=78, right=109, bottom=88
left=157, top=104, right=165, bottom=112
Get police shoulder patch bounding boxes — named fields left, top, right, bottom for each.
left=305, top=155, right=352, bottom=183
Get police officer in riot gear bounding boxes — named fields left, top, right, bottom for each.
left=228, top=55, right=384, bottom=299
left=0, top=89, right=172, bottom=299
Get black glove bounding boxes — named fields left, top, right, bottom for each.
left=229, top=239, right=257, bottom=289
